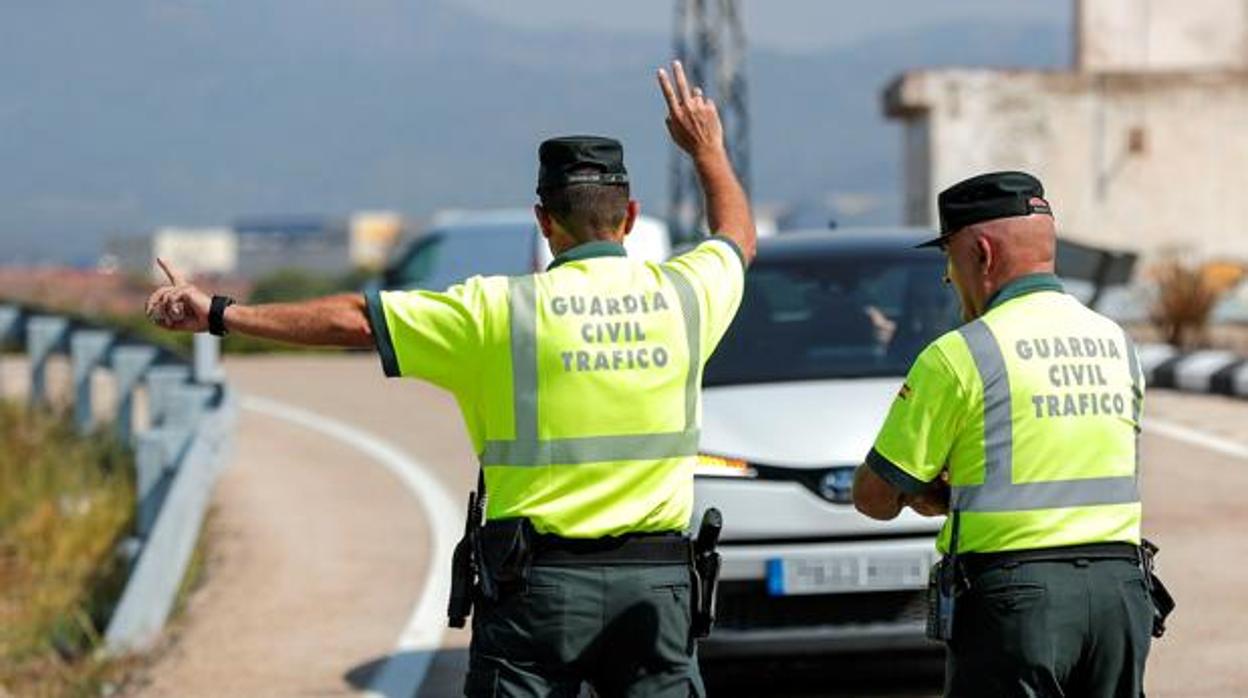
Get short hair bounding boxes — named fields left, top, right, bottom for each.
left=539, top=168, right=629, bottom=242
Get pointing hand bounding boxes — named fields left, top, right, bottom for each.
left=145, top=257, right=211, bottom=333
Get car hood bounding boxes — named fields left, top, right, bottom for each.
left=701, top=377, right=903, bottom=466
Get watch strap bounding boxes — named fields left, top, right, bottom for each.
left=208, top=295, right=236, bottom=337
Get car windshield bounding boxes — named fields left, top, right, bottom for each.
left=703, top=253, right=961, bottom=386
left=387, top=224, right=534, bottom=290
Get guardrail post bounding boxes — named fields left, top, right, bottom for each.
left=0, top=305, right=20, bottom=398
left=145, top=365, right=191, bottom=426
left=166, top=383, right=217, bottom=428
left=26, top=315, right=69, bottom=409
left=110, top=345, right=158, bottom=444
left=71, top=329, right=114, bottom=435
left=193, top=333, right=224, bottom=385
left=134, top=430, right=176, bottom=539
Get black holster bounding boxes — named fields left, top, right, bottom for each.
left=447, top=491, right=480, bottom=628
left=475, top=518, right=535, bottom=595
left=925, top=510, right=964, bottom=643
left=690, top=508, right=724, bottom=640
left=925, top=556, right=964, bottom=642
left=1140, top=538, right=1176, bottom=638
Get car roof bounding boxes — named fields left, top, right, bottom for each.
left=757, top=227, right=943, bottom=261
left=429, top=208, right=536, bottom=229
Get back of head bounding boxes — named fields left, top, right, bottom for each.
left=972, top=205, right=1057, bottom=279
left=537, top=135, right=631, bottom=243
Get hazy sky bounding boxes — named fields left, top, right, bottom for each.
left=0, top=1, right=1073, bottom=262
left=453, top=0, right=1070, bottom=53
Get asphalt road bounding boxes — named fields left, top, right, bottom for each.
left=130, top=355, right=1248, bottom=697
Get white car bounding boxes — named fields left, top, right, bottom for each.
left=693, top=228, right=961, bottom=658
left=377, top=209, right=673, bottom=291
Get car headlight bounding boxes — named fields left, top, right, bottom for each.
left=694, top=453, right=756, bottom=478
left=817, top=466, right=857, bottom=504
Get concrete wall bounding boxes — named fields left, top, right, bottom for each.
left=885, top=69, right=1248, bottom=260
left=1077, top=0, right=1248, bottom=72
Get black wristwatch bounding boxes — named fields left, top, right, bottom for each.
left=208, top=295, right=236, bottom=337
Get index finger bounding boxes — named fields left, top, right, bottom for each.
left=656, top=68, right=679, bottom=113
left=156, top=257, right=185, bottom=286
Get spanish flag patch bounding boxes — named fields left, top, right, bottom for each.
left=897, top=383, right=913, bottom=400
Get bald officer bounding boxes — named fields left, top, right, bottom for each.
left=146, top=60, right=755, bottom=698
left=852, top=172, right=1160, bottom=697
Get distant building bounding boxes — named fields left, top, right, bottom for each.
left=107, top=227, right=237, bottom=280
left=234, top=213, right=403, bottom=276
left=233, top=216, right=349, bottom=278
left=105, top=211, right=403, bottom=280
left=348, top=211, right=403, bottom=270
left=884, top=0, right=1248, bottom=260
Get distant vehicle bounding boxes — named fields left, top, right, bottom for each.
left=532, top=213, right=672, bottom=270
left=693, top=228, right=961, bottom=658
left=374, top=210, right=537, bottom=291
left=374, top=209, right=673, bottom=292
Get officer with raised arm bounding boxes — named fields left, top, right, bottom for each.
left=146, top=60, right=755, bottom=698
left=851, top=172, right=1170, bottom=697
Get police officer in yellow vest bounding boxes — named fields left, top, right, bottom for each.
left=852, top=172, right=1161, bottom=698
left=144, top=60, right=755, bottom=697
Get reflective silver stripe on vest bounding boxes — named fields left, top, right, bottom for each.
left=661, top=267, right=701, bottom=430
left=481, top=430, right=701, bottom=467
left=480, top=271, right=702, bottom=467
left=1123, top=328, right=1143, bottom=474
left=508, top=275, right=539, bottom=443
left=950, top=319, right=1140, bottom=513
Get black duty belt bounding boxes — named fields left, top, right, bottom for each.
left=531, top=531, right=690, bottom=566
left=959, top=542, right=1139, bottom=577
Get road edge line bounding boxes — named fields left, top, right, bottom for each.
left=1147, top=417, right=1248, bottom=461
left=241, top=395, right=461, bottom=698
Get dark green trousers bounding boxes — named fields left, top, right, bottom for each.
left=945, top=558, right=1152, bottom=698
left=465, top=562, right=705, bottom=698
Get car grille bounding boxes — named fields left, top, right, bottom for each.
left=716, top=581, right=927, bottom=630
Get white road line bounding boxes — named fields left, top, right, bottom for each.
left=1147, top=417, right=1248, bottom=461
left=241, top=395, right=461, bottom=698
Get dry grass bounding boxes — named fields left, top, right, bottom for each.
left=0, top=403, right=135, bottom=697
left=1148, top=258, right=1246, bottom=350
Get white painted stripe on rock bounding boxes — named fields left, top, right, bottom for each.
left=1228, top=362, right=1248, bottom=397
left=1136, top=343, right=1178, bottom=382
left=241, top=395, right=460, bottom=698
left=1173, top=350, right=1240, bottom=393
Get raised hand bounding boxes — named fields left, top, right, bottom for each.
left=145, top=257, right=211, bottom=333
left=657, top=60, right=725, bottom=161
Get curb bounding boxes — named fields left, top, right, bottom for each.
left=1139, top=343, right=1248, bottom=398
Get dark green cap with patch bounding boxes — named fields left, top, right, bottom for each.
left=537, top=135, right=629, bottom=194
left=917, top=171, right=1053, bottom=248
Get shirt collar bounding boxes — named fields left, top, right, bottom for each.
left=547, top=240, right=627, bottom=271
left=985, top=272, right=1065, bottom=311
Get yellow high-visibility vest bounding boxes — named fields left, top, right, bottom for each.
left=868, top=274, right=1143, bottom=554
left=367, top=238, right=745, bottom=537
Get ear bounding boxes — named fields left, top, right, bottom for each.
left=622, top=200, right=640, bottom=237
left=975, top=235, right=994, bottom=275
left=535, top=204, right=555, bottom=240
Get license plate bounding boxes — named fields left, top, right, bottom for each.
left=766, top=551, right=935, bottom=595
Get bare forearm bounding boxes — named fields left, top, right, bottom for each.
left=852, top=464, right=904, bottom=520
left=223, top=293, right=375, bottom=348
left=695, top=149, right=756, bottom=264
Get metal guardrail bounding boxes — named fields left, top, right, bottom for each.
left=0, top=302, right=237, bottom=653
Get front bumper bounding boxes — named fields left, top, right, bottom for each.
left=700, top=537, right=941, bottom=658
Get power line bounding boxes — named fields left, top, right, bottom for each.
left=669, top=0, right=751, bottom=244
